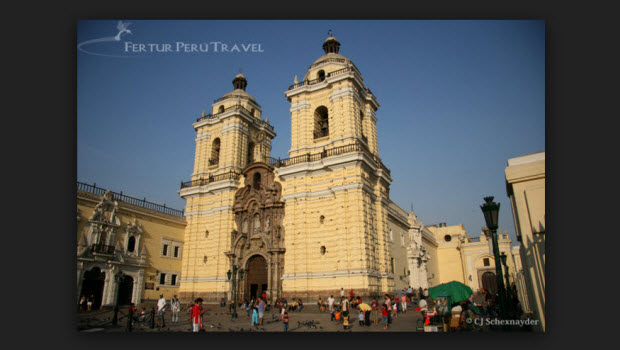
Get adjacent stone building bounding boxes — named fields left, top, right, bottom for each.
left=77, top=182, right=186, bottom=309
left=505, top=151, right=545, bottom=331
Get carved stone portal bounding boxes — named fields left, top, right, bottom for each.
left=229, top=162, right=285, bottom=302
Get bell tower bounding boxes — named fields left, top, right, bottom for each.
left=285, top=34, right=380, bottom=158
left=178, top=73, right=276, bottom=302
left=276, top=33, right=394, bottom=298
left=191, top=73, right=275, bottom=178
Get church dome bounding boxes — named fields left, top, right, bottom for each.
left=218, top=73, right=257, bottom=104
left=302, top=32, right=357, bottom=81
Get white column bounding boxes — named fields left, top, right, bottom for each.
left=133, top=270, right=145, bottom=305
left=101, top=270, right=114, bottom=307
left=419, top=260, right=429, bottom=290
left=409, top=258, right=420, bottom=289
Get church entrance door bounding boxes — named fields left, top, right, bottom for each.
left=81, top=267, right=105, bottom=310
left=245, top=255, right=268, bottom=300
left=481, top=271, right=498, bottom=295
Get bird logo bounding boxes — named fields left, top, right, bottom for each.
left=78, top=20, right=135, bottom=58
left=114, top=21, right=132, bottom=41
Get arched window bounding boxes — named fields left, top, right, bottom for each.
left=210, top=138, right=220, bottom=166
left=314, top=106, right=329, bottom=139
left=253, top=172, right=261, bottom=190
left=250, top=108, right=256, bottom=117
left=317, top=70, right=326, bottom=82
left=218, top=105, right=225, bottom=113
left=247, top=142, right=255, bottom=165
left=127, top=236, right=136, bottom=252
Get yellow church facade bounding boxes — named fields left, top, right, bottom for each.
left=175, top=34, right=528, bottom=303
left=177, top=35, right=423, bottom=302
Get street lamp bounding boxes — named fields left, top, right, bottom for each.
left=500, top=252, right=514, bottom=317
left=112, top=271, right=125, bottom=326
left=227, top=265, right=244, bottom=318
left=480, top=196, right=509, bottom=319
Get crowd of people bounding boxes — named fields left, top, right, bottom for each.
left=110, top=284, right=528, bottom=332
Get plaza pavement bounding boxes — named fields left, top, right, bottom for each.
left=78, top=303, right=424, bottom=333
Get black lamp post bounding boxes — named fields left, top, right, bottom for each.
left=111, top=271, right=125, bottom=326
left=500, top=252, right=514, bottom=317
left=480, top=196, right=508, bottom=319
left=227, top=265, right=244, bottom=319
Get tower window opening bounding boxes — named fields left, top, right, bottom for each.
left=313, top=106, right=329, bottom=139
left=360, top=111, right=367, bottom=142
left=218, top=105, right=225, bottom=113
left=210, top=138, right=220, bottom=166
left=317, top=70, right=326, bottom=82
left=248, top=142, right=255, bottom=165
left=253, top=172, right=261, bottom=190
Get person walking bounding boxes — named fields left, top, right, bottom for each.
left=171, top=295, right=181, bottom=323
left=341, top=296, right=350, bottom=314
left=371, top=298, right=379, bottom=325
left=394, top=294, right=400, bottom=314
left=384, top=294, right=392, bottom=325
left=349, top=289, right=354, bottom=299
left=340, top=288, right=345, bottom=299
left=127, top=303, right=138, bottom=326
left=282, top=311, right=289, bottom=332
left=401, top=294, right=408, bottom=314
left=157, top=294, right=166, bottom=327
left=190, top=298, right=207, bottom=332
left=257, top=297, right=266, bottom=326
left=251, top=304, right=259, bottom=327
left=392, top=300, right=398, bottom=318
left=328, top=295, right=335, bottom=312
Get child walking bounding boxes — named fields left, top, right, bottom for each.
left=283, top=311, right=289, bottom=332
left=343, top=312, right=350, bottom=330
left=382, top=305, right=389, bottom=330
left=358, top=311, right=365, bottom=326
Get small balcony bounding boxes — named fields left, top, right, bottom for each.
left=91, top=244, right=115, bottom=255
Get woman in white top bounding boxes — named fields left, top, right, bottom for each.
left=171, top=295, right=181, bottom=323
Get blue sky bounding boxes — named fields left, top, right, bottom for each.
left=77, top=20, right=544, bottom=243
